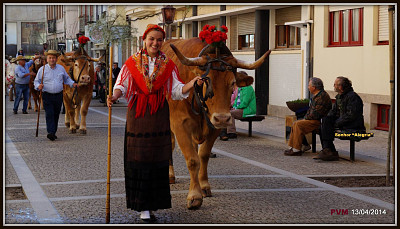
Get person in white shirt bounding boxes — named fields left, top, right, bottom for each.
left=34, top=50, right=78, bottom=141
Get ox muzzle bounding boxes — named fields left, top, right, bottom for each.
left=210, top=113, right=232, bottom=129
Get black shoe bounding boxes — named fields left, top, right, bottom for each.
left=47, top=134, right=55, bottom=141
left=227, top=133, right=237, bottom=139
left=23, top=111, right=28, bottom=114
left=13, top=110, right=17, bottom=114
left=284, top=148, right=303, bottom=156
left=54, top=135, right=58, bottom=139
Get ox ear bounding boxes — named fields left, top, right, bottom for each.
left=88, top=53, right=105, bottom=62
left=231, top=50, right=271, bottom=70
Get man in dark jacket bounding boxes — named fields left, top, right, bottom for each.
left=112, top=62, right=120, bottom=88
left=314, top=76, right=365, bottom=161
left=284, top=77, right=332, bottom=156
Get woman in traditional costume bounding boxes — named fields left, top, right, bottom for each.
left=107, top=24, right=203, bottom=222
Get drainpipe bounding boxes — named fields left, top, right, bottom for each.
left=305, top=5, right=313, bottom=99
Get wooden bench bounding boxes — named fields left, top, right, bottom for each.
left=238, top=115, right=265, bottom=137
left=312, top=130, right=374, bottom=162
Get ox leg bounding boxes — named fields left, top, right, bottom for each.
left=33, top=93, right=39, bottom=112
left=75, top=104, right=81, bottom=131
left=65, top=98, right=77, bottom=133
left=78, top=96, right=92, bottom=134
left=174, top=131, right=203, bottom=210
left=28, top=91, right=32, bottom=110
left=64, top=97, right=71, bottom=128
left=169, top=132, right=176, bottom=184
left=198, top=130, right=219, bottom=198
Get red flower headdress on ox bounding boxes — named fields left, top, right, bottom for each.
left=78, top=36, right=90, bottom=49
left=118, top=24, right=184, bottom=118
left=199, top=25, right=228, bottom=47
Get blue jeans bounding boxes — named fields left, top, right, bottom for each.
left=13, top=84, right=30, bottom=112
left=42, top=92, right=63, bottom=135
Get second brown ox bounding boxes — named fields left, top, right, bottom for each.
left=57, top=48, right=103, bottom=134
left=162, top=38, right=271, bottom=209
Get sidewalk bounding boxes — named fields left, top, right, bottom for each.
left=233, top=116, right=391, bottom=166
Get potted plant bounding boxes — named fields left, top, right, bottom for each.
left=286, top=98, right=310, bottom=113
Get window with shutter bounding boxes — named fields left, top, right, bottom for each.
left=230, top=15, right=238, bottom=51
left=378, top=5, right=389, bottom=45
left=275, top=6, right=301, bottom=49
left=238, top=13, right=255, bottom=50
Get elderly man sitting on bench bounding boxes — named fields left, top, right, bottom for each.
left=285, top=77, right=332, bottom=156
left=313, top=76, right=366, bottom=161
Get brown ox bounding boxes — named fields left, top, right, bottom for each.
left=57, top=48, right=102, bottom=134
left=28, top=55, right=46, bottom=112
left=161, top=38, right=271, bottom=209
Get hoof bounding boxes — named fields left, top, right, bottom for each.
left=187, top=198, right=203, bottom=210
left=201, top=188, right=212, bottom=197
left=169, top=176, right=176, bottom=184
left=65, top=123, right=70, bottom=128
left=79, top=129, right=87, bottom=134
left=69, top=129, right=76, bottom=134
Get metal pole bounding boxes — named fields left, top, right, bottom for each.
left=36, top=65, right=45, bottom=137
left=386, top=5, right=395, bottom=186
left=106, top=44, right=113, bottom=223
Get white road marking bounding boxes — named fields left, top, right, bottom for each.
left=212, top=148, right=395, bottom=211
left=6, top=186, right=394, bottom=204
left=5, top=134, right=63, bottom=224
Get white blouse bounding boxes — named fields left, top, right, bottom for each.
left=114, top=57, right=188, bottom=101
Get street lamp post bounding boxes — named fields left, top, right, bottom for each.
left=161, top=5, right=176, bottom=40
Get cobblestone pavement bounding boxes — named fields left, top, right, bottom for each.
left=4, top=97, right=396, bottom=225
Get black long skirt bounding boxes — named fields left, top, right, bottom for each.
left=124, top=100, right=172, bottom=211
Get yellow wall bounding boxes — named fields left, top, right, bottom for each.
left=198, top=5, right=220, bottom=15
left=313, top=5, right=390, bottom=97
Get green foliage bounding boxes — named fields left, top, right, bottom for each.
left=88, top=14, right=138, bottom=44
left=287, top=98, right=310, bottom=103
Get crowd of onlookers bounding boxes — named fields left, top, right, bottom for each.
left=5, top=49, right=122, bottom=110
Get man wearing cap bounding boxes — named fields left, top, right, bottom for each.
left=34, top=50, right=78, bottom=141
left=13, top=55, right=36, bottom=114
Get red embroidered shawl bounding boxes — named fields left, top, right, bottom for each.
left=119, top=50, right=182, bottom=118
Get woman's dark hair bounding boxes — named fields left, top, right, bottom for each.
left=337, top=76, right=352, bottom=91
left=310, top=77, right=324, bottom=90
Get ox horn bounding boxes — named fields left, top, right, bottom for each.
left=170, top=44, right=208, bottom=66
left=89, top=53, right=105, bottom=62
left=232, top=50, right=272, bottom=70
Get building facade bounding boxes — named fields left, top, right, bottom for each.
left=313, top=5, right=393, bottom=131
left=5, top=5, right=47, bottom=56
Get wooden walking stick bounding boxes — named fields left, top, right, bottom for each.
left=35, top=64, right=45, bottom=137
left=106, top=45, right=113, bottom=223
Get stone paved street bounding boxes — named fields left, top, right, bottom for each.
left=4, top=97, right=396, bottom=225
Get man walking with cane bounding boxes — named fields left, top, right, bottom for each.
left=34, top=50, right=77, bottom=141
